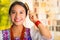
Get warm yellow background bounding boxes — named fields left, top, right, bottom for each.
left=0, top=0, right=11, bottom=30
left=0, top=0, right=60, bottom=40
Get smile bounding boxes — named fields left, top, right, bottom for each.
left=14, top=19, right=22, bottom=22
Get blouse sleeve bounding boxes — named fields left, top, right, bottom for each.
left=30, top=26, right=52, bottom=40
left=30, top=26, right=42, bottom=40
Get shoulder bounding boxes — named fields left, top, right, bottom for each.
left=1, top=29, right=10, bottom=37
left=0, top=29, right=10, bottom=33
left=0, top=29, right=10, bottom=40
left=2, top=29, right=10, bottom=33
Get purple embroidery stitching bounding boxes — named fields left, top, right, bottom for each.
left=2, top=30, right=10, bottom=40
left=2, top=28, right=32, bottom=40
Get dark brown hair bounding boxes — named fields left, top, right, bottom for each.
left=9, top=1, right=28, bottom=15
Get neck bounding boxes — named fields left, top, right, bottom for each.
left=11, top=24, right=24, bottom=38
left=12, top=24, right=23, bottom=33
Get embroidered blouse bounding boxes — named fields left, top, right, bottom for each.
left=0, top=26, right=53, bottom=40
left=0, top=28, right=32, bottom=40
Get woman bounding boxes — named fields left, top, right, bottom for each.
left=0, top=1, right=52, bottom=40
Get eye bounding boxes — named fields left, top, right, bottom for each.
left=20, top=11, right=23, bottom=14
left=11, top=11, right=16, bottom=14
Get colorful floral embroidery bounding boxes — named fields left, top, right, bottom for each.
left=2, top=28, right=32, bottom=40
left=2, top=30, right=10, bottom=40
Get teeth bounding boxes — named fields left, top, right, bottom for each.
left=16, top=19, right=20, bottom=21
left=14, top=18, right=23, bottom=22
left=15, top=19, right=20, bottom=22
left=16, top=20, right=20, bottom=21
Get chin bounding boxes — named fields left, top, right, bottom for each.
left=14, top=22, right=23, bottom=26
left=12, top=20, right=24, bottom=25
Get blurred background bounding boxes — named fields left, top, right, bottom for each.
left=0, top=0, right=60, bottom=40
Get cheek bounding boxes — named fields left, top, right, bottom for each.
left=22, top=14, right=26, bottom=21
left=10, top=15, right=15, bottom=21
left=23, top=16, right=26, bottom=20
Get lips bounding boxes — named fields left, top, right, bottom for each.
left=14, top=18, right=22, bottom=22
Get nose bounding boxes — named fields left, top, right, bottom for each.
left=15, top=13, right=20, bottom=19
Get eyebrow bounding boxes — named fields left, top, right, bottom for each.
left=11, top=10, right=15, bottom=11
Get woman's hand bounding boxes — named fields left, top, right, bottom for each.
left=29, top=11, right=38, bottom=23
left=29, top=11, right=52, bottom=39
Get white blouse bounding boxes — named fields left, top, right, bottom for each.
left=30, top=26, right=53, bottom=40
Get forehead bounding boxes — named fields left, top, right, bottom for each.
left=11, top=5, right=25, bottom=11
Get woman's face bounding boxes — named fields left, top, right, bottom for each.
left=10, top=5, right=26, bottom=26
